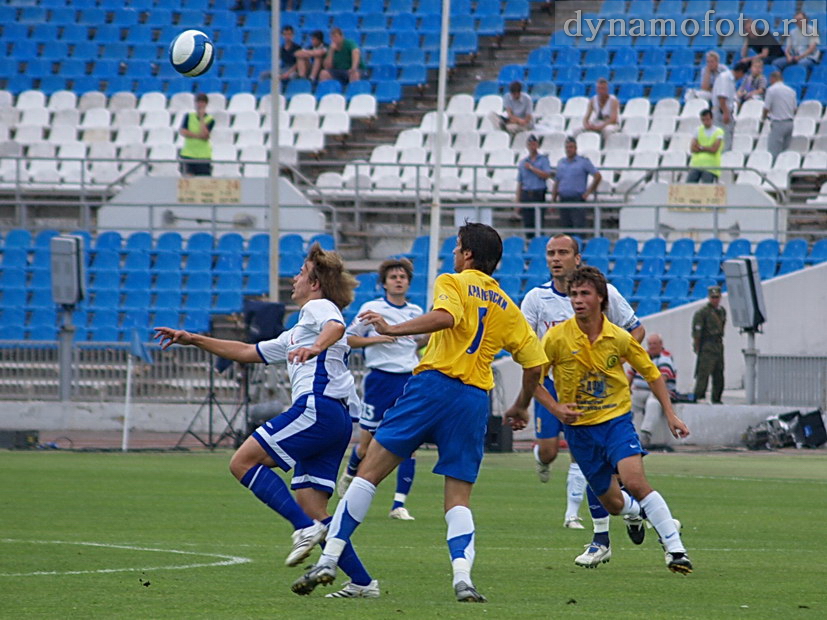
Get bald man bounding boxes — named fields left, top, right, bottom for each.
left=629, top=333, right=677, bottom=448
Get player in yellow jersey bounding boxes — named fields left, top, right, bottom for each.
left=293, top=223, right=547, bottom=602
left=509, top=266, right=694, bottom=575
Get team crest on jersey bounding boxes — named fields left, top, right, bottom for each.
left=607, top=354, right=619, bottom=368
left=578, top=371, right=607, bottom=399
left=438, top=294, right=448, bottom=300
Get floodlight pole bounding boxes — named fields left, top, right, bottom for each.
left=743, top=329, right=758, bottom=404
left=426, top=0, right=451, bottom=303
left=269, top=0, right=281, bottom=302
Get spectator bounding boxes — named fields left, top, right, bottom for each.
left=551, top=137, right=602, bottom=231
left=709, top=51, right=736, bottom=151
left=629, top=333, right=677, bottom=449
left=736, top=57, right=768, bottom=103
left=687, top=109, right=724, bottom=184
left=279, top=26, right=301, bottom=83
left=295, top=30, right=327, bottom=82
left=692, top=285, right=726, bottom=404
left=573, top=78, right=620, bottom=142
left=735, top=17, right=784, bottom=73
left=488, top=81, right=534, bottom=136
left=773, top=11, right=822, bottom=71
left=685, top=50, right=727, bottom=103
left=178, top=93, right=213, bottom=177
left=515, top=134, right=552, bottom=238
left=319, top=27, right=364, bottom=85
left=763, top=70, right=798, bottom=161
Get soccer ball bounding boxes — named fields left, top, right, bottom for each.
left=168, top=30, right=215, bottom=77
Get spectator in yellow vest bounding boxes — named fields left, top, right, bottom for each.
left=687, top=109, right=724, bottom=184
left=179, top=93, right=214, bottom=177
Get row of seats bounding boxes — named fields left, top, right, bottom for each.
left=599, top=1, right=818, bottom=14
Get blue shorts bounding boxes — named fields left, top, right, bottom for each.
left=360, top=369, right=412, bottom=432
left=534, top=377, right=562, bottom=439
left=253, top=393, right=352, bottom=495
left=563, top=412, right=647, bottom=496
left=374, top=370, right=489, bottom=483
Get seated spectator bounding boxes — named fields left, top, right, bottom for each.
left=487, top=81, right=534, bottom=136
left=773, top=11, right=822, bottom=71
left=685, top=51, right=728, bottom=103
left=687, top=109, right=724, bottom=184
left=737, top=58, right=768, bottom=103
left=572, top=78, right=619, bottom=142
left=735, top=17, right=784, bottom=73
left=295, top=30, right=327, bottom=82
left=319, top=27, right=364, bottom=85
left=279, top=25, right=301, bottom=83
left=629, top=333, right=677, bottom=449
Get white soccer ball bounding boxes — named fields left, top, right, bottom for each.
left=168, top=30, right=215, bottom=77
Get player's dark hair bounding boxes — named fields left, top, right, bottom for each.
left=378, top=258, right=413, bottom=286
left=195, top=93, right=208, bottom=103
left=551, top=233, right=580, bottom=256
left=566, top=265, right=609, bottom=312
left=281, top=25, right=294, bottom=33
left=700, top=109, right=712, bottom=119
left=458, top=222, right=503, bottom=275
left=305, top=242, right=358, bottom=310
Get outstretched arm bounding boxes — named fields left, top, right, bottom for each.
left=359, top=308, right=454, bottom=336
left=154, top=328, right=261, bottom=363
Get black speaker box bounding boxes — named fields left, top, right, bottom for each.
left=485, top=414, right=513, bottom=453
left=794, top=409, right=827, bottom=449
left=0, top=429, right=39, bottom=449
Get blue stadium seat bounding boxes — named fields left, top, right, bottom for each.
left=697, top=238, right=723, bottom=260
left=360, top=12, right=387, bottom=32
left=783, top=65, right=808, bottom=86
left=123, top=251, right=150, bottom=273
left=398, top=64, right=427, bottom=87
left=777, top=258, right=804, bottom=275
left=451, top=32, right=478, bottom=55
left=246, top=254, right=268, bottom=274
left=90, top=270, right=120, bottom=292
left=89, top=326, right=121, bottom=342
left=666, top=238, right=695, bottom=262
left=5, top=229, right=32, bottom=249
left=638, top=257, right=666, bottom=279
left=125, top=232, right=152, bottom=252
left=640, top=238, right=666, bottom=260
left=153, top=251, right=183, bottom=274
left=123, top=309, right=150, bottom=329
left=631, top=278, right=662, bottom=303
left=528, top=47, right=552, bottom=66
left=182, top=310, right=210, bottom=333
left=755, top=239, right=780, bottom=262
left=806, top=239, right=827, bottom=265
left=345, top=80, right=372, bottom=100
left=558, top=83, right=585, bottom=100
left=279, top=234, right=305, bottom=256
left=89, top=250, right=120, bottom=273
left=502, top=236, right=526, bottom=257
left=185, top=253, right=213, bottom=273
left=660, top=277, right=690, bottom=305
left=28, top=324, right=58, bottom=341
left=757, top=257, right=777, bottom=279
left=183, top=291, right=212, bottom=311
left=285, top=79, right=313, bottom=99
left=2, top=288, right=28, bottom=309
left=216, top=233, right=244, bottom=257
left=610, top=237, right=638, bottom=260
left=640, top=66, right=667, bottom=83
left=155, top=271, right=182, bottom=292
left=329, top=0, right=355, bottom=13
left=185, top=233, right=214, bottom=255
left=156, top=232, right=183, bottom=253
left=213, top=291, right=243, bottom=314
left=583, top=48, right=609, bottom=66
left=375, top=81, right=402, bottom=104
left=362, top=31, right=390, bottom=51
left=583, top=64, right=611, bottom=82
left=611, top=257, right=637, bottom=278
left=692, top=258, right=722, bottom=281
left=664, top=257, right=693, bottom=281
left=617, top=83, right=644, bottom=103
left=582, top=236, right=610, bottom=260
left=153, top=309, right=181, bottom=329
left=613, top=65, right=638, bottom=83
left=611, top=276, right=634, bottom=299
left=1, top=248, right=29, bottom=270
left=387, top=0, right=414, bottom=14
left=122, top=289, right=151, bottom=311
left=243, top=273, right=269, bottom=296
left=649, top=83, right=677, bottom=102
left=640, top=48, right=666, bottom=66
left=308, top=233, right=335, bottom=251
left=494, top=255, right=525, bottom=278
left=473, top=81, right=500, bottom=100
left=526, top=65, right=553, bottom=86
left=636, top=298, right=662, bottom=317
left=30, top=270, right=52, bottom=291
left=123, top=271, right=151, bottom=291
left=503, top=0, right=530, bottom=20
left=279, top=253, right=305, bottom=278
left=89, top=308, right=119, bottom=329
left=724, top=238, right=751, bottom=260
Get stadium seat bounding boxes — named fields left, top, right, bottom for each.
left=636, top=298, right=662, bottom=317
left=610, top=237, right=638, bottom=260
left=806, top=239, right=827, bottom=265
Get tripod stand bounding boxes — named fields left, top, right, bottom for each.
left=176, top=355, right=241, bottom=450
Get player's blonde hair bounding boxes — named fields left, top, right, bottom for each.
left=305, top=243, right=358, bottom=310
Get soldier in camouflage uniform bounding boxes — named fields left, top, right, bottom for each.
left=692, top=285, right=726, bottom=403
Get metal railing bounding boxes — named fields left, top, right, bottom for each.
left=0, top=340, right=369, bottom=404
left=756, top=355, right=827, bottom=410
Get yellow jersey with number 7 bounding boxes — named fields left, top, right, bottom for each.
left=415, top=270, right=547, bottom=391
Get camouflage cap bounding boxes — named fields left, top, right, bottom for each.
left=708, top=285, right=722, bottom=297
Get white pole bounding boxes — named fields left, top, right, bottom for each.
left=121, top=355, right=133, bottom=452
left=269, top=0, right=281, bottom=302
left=427, top=0, right=452, bottom=302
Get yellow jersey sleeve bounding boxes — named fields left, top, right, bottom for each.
left=623, top=334, right=663, bottom=384
left=504, top=311, right=547, bottom=370
left=431, top=273, right=464, bottom=324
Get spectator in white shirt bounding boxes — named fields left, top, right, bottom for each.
left=572, top=78, right=620, bottom=143
left=685, top=50, right=727, bottom=103
left=709, top=51, right=736, bottom=151
left=763, top=71, right=798, bottom=161
left=773, top=11, right=822, bottom=71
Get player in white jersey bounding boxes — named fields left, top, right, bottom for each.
left=155, top=244, right=380, bottom=599
left=518, top=234, right=645, bottom=567
left=339, top=259, right=427, bottom=520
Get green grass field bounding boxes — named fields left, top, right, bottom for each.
left=1, top=449, right=825, bottom=619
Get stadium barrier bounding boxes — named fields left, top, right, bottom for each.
left=756, top=355, right=827, bottom=410
left=0, top=340, right=369, bottom=405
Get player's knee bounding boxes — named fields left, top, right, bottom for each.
left=228, top=453, right=249, bottom=480
left=622, top=478, right=652, bottom=500
left=602, top=496, right=624, bottom=515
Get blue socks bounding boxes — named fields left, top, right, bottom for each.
left=346, top=445, right=362, bottom=477
left=392, top=457, right=416, bottom=510
left=240, top=464, right=313, bottom=530
left=587, top=486, right=611, bottom=547
left=321, top=517, right=372, bottom=586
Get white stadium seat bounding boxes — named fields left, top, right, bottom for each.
left=318, top=94, right=346, bottom=115
left=653, top=98, right=680, bottom=118
left=320, top=112, right=351, bottom=136
left=475, top=94, right=503, bottom=118
left=16, top=90, right=46, bottom=110
left=168, top=92, right=195, bottom=113
left=205, top=92, right=226, bottom=112
left=227, top=93, right=257, bottom=113
left=294, top=128, right=324, bottom=153
left=20, top=107, right=49, bottom=127
left=137, top=91, right=167, bottom=112
left=534, top=95, right=562, bottom=118
left=107, top=91, right=137, bottom=112
left=347, top=94, right=376, bottom=119
left=562, top=96, right=589, bottom=120
left=141, top=109, right=171, bottom=130
left=481, top=131, right=510, bottom=154
left=395, top=128, right=423, bottom=149
left=621, top=97, right=651, bottom=120
left=47, top=90, right=78, bottom=112
left=447, top=94, right=475, bottom=116
left=291, top=112, right=320, bottom=131
left=48, top=125, right=79, bottom=145
left=737, top=99, right=764, bottom=120
left=287, top=93, right=316, bottom=115
left=113, top=109, right=141, bottom=129
left=78, top=91, right=106, bottom=112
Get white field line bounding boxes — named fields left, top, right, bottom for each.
left=0, top=539, right=252, bottom=578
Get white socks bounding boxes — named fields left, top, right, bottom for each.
left=321, top=477, right=376, bottom=564
left=445, top=506, right=476, bottom=586
left=565, top=463, right=586, bottom=520
left=640, top=491, right=685, bottom=553
left=620, top=490, right=642, bottom=519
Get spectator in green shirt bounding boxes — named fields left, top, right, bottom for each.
left=320, top=27, right=364, bottom=85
